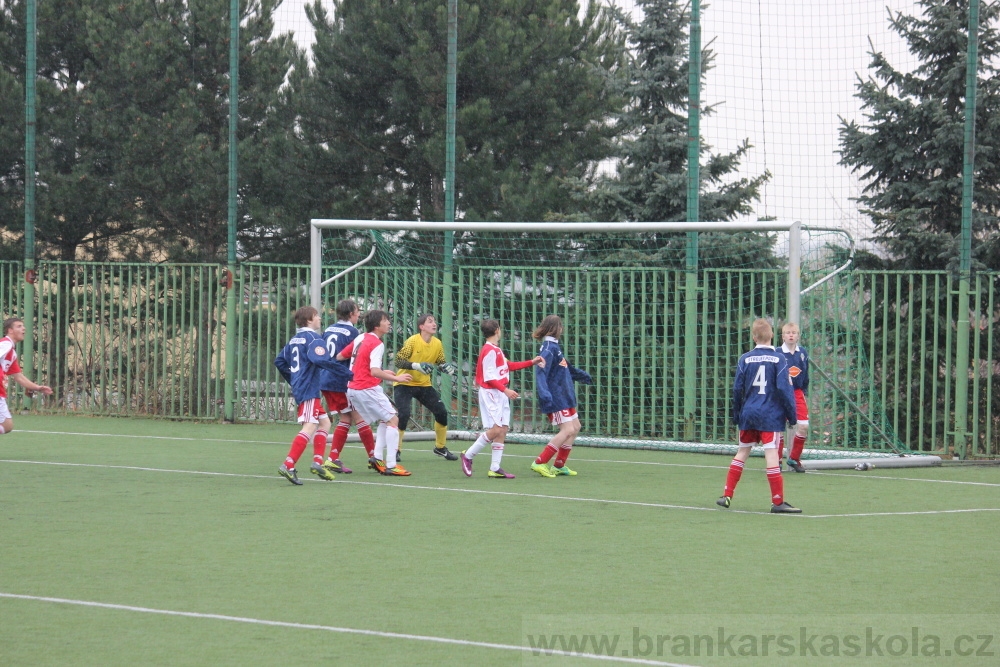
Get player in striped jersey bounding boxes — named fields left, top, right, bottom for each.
left=717, top=319, right=802, bottom=513
left=337, top=310, right=413, bottom=476
left=459, top=319, right=544, bottom=478
left=0, top=318, right=53, bottom=435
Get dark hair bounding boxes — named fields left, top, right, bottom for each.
left=364, top=309, right=389, bottom=332
left=2, top=317, right=22, bottom=335
left=480, top=319, right=500, bottom=338
left=294, top=306, right=318, bottom=328
left=417, top=313, right=435, bottom=329
left=336, top=299, right=358, bottom=321
left=532, top=314, right=562, bottom=340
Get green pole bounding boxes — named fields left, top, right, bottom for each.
left=224, top=0, right=239, bottom=421
left=23, top=0, right=37, bottom=409
left=440, top=0, right=458, bottom=409
left=954, top=0, right=980, bottom=459
left=682, top=0, right=701, bottom=440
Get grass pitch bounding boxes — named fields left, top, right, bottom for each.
left=1, top=415, right=998, bottom=666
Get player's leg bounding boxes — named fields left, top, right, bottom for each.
left=486, top=425, right=514, bottom=478
left=533, top=410, right=579, bottom=476
left=717, top=432, right=756, bottom=506
left=322, top=391, right=355, bottom=474
left=417, top=386, right=456, bottom=459
left=552, top=416, right=581, bottom=476
left=280, top=399, right=322, bottom=485
left=787, top=390, right=809, bottom=472
left=393, top=384, right=414, bottom=460
left=463, top=388, right=502, bottom=474
left=367, top=389, right=408, bottom=476
left=309, top=413, right=337, bottom=481
left=764, top=433, right=800, bottom=512
left=0, top=398, right=13, bottom=434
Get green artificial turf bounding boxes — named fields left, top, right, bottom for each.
left=1, top=415, right=998, bottom=666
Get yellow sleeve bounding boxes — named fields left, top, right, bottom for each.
left=433, top=337, right=446, bottom=364
left=395, top=336, right=417, bottom=370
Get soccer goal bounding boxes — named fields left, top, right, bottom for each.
left=308, top=218, right=919, bottom=461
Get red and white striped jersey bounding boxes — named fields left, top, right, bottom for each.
left=475, top=342, right=533, bottom=391
left=0, top=336, right=21, bottom=399
left=341, top=333, right=385, bottom=390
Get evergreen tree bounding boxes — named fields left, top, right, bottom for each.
left=583, top=0, right=772, bottom=270
left=297, top=0, right=626, bottom=265
left=0, top=0, right=143, bottom=261
left=839, top=0, right=1000, bottom=271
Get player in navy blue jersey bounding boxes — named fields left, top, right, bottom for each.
left=274, top=306, right=350, bottom=485
left=780, top=322, right=810, bottom=472
left=530, top=314, right=593, bottom=477
left=318, top=300, right=375, bottom=474
left=717, top=319, right=801, bottom=513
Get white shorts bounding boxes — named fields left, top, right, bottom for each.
left=478, top=388, right=510, bottom=429
left=347, top=387, right=397, bottom=424
left=547, top=407, right=579, bottom=426
left=0, top=397, right=10, bottom=422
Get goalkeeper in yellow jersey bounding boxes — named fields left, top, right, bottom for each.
left=393, top=314, right=459, bottom=461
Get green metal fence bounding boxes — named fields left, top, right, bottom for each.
left=2, top=260, right=996, bottom=456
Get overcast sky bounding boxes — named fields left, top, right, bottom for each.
left=272, top=0, right=926, bottom=246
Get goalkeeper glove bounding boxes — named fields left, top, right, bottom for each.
left=415, top=362, right=435, bottom=375
left=438, top=362, right=458, bottom=376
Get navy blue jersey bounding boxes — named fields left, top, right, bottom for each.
left=319, top=321, right=359, bottom=393
left=780, top=343, right=809, bottom=393
left=274, top=327, right=344, bottom=404
left=732, top=345, right=797, bottom=432
left=534, top=337, right=593, bottom=414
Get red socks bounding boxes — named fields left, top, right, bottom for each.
left=312, top=430, right=328, bottom=465
left=331, top=422, right=350, bottom=459
left=790, top=435, right=806, bottom=461
left=553, top=447, right=572, bottom=468
left=285, top=431, right=310, bottom=468
left=766, top=466, right=784, bottom=505
left=357, top=422, right=376, bottom=457
left=535, top=444, right=558, bottom=465
left=723, top=459, right=744, bottom=497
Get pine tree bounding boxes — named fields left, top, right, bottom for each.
left=839, top=0, right=1000, bottom=271
left=297, top=0, right=626, bottom=264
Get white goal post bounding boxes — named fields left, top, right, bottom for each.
left=310, top=219, right=804, bottom=324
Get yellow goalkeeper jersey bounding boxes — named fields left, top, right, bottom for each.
left=394, top=334, right=446, bottom=387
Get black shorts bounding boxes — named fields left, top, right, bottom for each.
left=393, top=384, right=448, bottom=427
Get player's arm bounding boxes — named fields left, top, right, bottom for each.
left=731, top=361, right=745, bottom=425
left=372, top=367, right=412, bottom=383
left=534, top=347, right=555, bottom=403
left=9, top=373, right=52, bottom=396
left=335, top=340, right=355, bottom=361
left=507, top=357, right=544, bottom=372
left=274, top=352, right=292, bottom=384
left=568, top=364, right=593, bottom=385
left=776, top=361, right=798, bottom=426
left=394, top=339, right=419, bottom=370
left=307, top=341, right=346, bottom=373
left=801, top=349, right=810, bottom=394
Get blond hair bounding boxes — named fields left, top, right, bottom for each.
left=781, top=321, right=799, bottom=333
left=751, top=318, right=773, bottom=344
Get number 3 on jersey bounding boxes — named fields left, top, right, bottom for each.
left=752, top=365, right=767, bottom=394
left=290, top=346, right=301, bottom=374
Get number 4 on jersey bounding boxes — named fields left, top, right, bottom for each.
left=752, top=365, right=767, bottom=394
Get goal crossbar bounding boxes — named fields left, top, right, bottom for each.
left=309, top=218, right=803, bottom=323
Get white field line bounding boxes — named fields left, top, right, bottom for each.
left=0, top=592, right=698, bottom=667
left=2, top=458, right=998, bottom=519
left=23, top=429, right=1000, bottom=484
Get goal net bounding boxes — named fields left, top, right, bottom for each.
left=310, top=219, right=904, bottom=457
